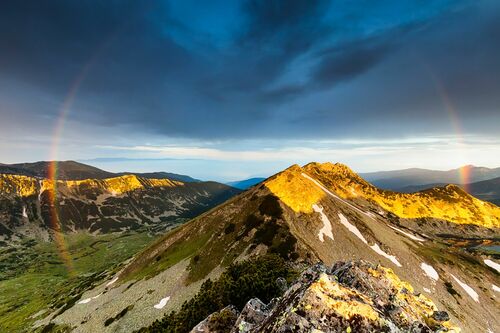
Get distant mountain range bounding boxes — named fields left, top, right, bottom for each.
left=398, top=177, right=500, bottom=206
left=0, top=160, right=200, bottom=183
left=59, top=162, right=499, bottom=332
left=226, top=177, right=266, bottom=189
left=361, top=165, right=500, bottom=189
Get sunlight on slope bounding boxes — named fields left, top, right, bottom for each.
left=0, top=174, right=183, bottom=197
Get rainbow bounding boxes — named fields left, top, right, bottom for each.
left=46, top=59, right=96, bottom=276
left=424, top=65, right=471, bottom=192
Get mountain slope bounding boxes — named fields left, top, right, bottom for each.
left=37, top=162, right=499, bottom=333
left=361, top=165, right=500, bottom=190
left=0, top=173, right=240, bottom=240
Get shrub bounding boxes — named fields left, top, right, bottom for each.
left=140, top=254, right=297, bottom=333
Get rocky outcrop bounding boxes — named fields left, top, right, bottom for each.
left=195, top=261, right=461, bottom=333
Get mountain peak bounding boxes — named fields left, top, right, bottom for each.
left=264, top=162, right=499, bottom=228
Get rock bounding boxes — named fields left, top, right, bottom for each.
left=432, top=311, right=450, bottom=322
left=192, top=260, right=461, bottom=333
left=275, top=277, right=288, bottom=294
left=230, top=298, right=269, bottom=333
left=190, top=305, right=239, bottom=333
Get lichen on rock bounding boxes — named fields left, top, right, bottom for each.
left=193, top=260, right=461, bottom=332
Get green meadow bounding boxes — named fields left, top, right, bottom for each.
left=0, top=232, right=156, bottom=333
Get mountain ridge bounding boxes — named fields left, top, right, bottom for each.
left=0, top=160, right=200, bottom=183
left=0, top=171, right=240, bottom=239
left=266, top=162, right=500, bottom=228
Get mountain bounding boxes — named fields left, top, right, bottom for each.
left=226, top=177, right=266, bottom=190
left=361, top=165, right=500, bottom=190
left=119, top=172, right=200, bottom=183
left=399, top=177, right=500, bottom=206
left=0, top=160, right=201, bottom=182
left=0, top=172, right=240, bottom=241
left=0, top=160, right=116, bottom=180
left=40, top=162, right=499, bottom=332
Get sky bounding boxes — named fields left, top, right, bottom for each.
left=0, top=0, right=499, bottom=181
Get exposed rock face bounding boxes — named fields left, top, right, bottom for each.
left=198, top=261, right=461, bottom=333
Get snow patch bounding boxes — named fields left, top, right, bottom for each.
left=492, top=284, right=500, bottom=293
left=312, top=204, right=334, bottom=242
left=451, top=274, right=479, bottom=302
left=370, top=243, right=402, bottom=267
left=338, top=213, right=401, bottom=267
left=338, top=213, right=368, bottom=244
left=389, top=225, right=425, bottom=242
left=77, top=293, right=101, bottom=305
left=423, top=287, right=431, bottom=293
left=154, top=296, right=170, bottom=309
left=484, top=259, right=500, bottom=273
left=420, top=263, right=439, bottom=281
left=106, top=276, right=118, bottom=287
left=78, top=298, right=91, bottom=304
left=22, top=206, right=28, bottom=218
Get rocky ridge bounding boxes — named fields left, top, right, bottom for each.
left=192, top=260, right=460, bottom=333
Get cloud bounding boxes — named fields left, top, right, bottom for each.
left=0, top=0, right=499, bottom=146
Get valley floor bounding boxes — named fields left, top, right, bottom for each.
left=0, top=231, right=158, bottom=333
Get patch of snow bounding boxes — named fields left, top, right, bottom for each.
left=312, top=204, right=334, bottom=242
left=77, top=293, right=102, bottom=305
left=450, top=274, right=479, bottom=302
left=423, top=287, right=431, bottom=293
left=484, top=259, right=500, bottom=273
left=420, top=263, right=439, bottom=281
left=389, top=225, right=425, bottom=242
left=22, top=206, right=28, bottom=218
left=338, top=213, right=401, bottom=267
left=370, top=243, right=402, bottom=267
left=78, top=297, right=91, bottom=304
left=492, top=284, right=500, bottom=293
left=154, top=296, right=170, bottom=309
left=338, top=213, right=368, bottom=244
left=106, top=276, right=118, bottom=287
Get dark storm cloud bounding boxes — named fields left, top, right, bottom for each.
left=0, top=0, right=499, bottom=140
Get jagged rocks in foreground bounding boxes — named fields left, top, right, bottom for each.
left=192, top=260, right=460, bottom=333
